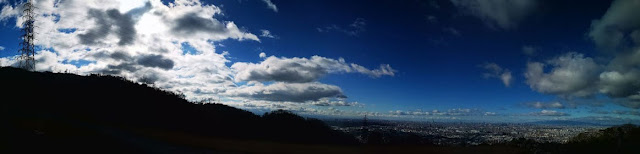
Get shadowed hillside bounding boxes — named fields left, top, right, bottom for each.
left=0, top=67, right=356, bottom=153
left=566, top=124, right=640, bottom=153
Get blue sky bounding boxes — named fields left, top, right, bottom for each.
left=1, top=0, right=639, bottom=124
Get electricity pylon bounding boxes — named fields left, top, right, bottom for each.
left=18, top=0, right=36, bottom=71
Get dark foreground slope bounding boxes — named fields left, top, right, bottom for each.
left=0, top=67, right=356, bottom=153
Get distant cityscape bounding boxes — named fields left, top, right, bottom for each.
left=327, top=119, right=606, bottom=146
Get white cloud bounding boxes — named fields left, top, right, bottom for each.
left=525, top=50, right=640, bottom=109
left=525, top=52, right=601, bottom=98
left=0, top=0, right=251, bottom=102
left=531, top=110, right=569, bottom=116
left=0, top=3, right=19, bottom=22
left=586, top=0, right=640, bottom=109
left=260, top=29, right=276, bottom=38
left=523, top=101, right=565, bottom=109
left=450, top=0, right=537, bottom=29
left=259, top=52, right=266, bottom=58
left=0, top=46, right=4, bottom=50
left=480, top=62, right=512, bottom=87
left=261, top=0, right=278, bottom=12
left=310, top=98, right=360, bottom=107
left=520, top=0, right=640, bottom=109
left=231, top=55, right=395, bottom=83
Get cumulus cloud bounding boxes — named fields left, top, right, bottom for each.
left=78, top=7, right=143, bottom=46
left=450, top=0, right=537, bottom=29
left=523, top=101, right=565, bottom=109
left=525, top=52, right=601, bottom=98
left=225, top=82, right=346, bottom=102
left=481, top=62, right=512, bottom=87
left=0, top=2, right=19, bottom=22
left=525, top=51, right=640, bottom=108
left=523, top=0, right=640, bottom=109
left=586, top=0, right=640, bottom=109
left=170, top=13, right=258, bottom=41
left=531, top=110, right=569, bottom=116
left=261, top=0, right=278, bottom=12
left=588, top=0, right=640, bottom=51
left=258, top=52, right=266, bottom=58
left=0, top=0, right=253, bottom=101
left=231, top=55, right=395, bottom=83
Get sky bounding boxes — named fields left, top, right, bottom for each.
left=1, top=0, right=639, bottom=124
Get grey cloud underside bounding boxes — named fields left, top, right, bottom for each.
left=136, top=54, right=175, bottom=70
left=91, top=51, right=174, bottom=70
left=171, top=13, right=226, bottom=35
left=244, top=63, right=326, bottom=83
left=107, top=9, right=136, bottom=45
left=94, top=53, right=174, bottom=77
left=90, top=51, right=133, bottom=61
left=137, top=70, right=162, bottom=84
left=227, top=83, right=346, bottom=102
left=589, top=0, right=640, bottom=51
left=78, top=8, right=137, bottom=46
left=229, top=55, right=394, bottom=103
left=78, top=9, right=111, bottom=45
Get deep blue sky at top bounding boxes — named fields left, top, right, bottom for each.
left=193, top=0, right=612, bottom=113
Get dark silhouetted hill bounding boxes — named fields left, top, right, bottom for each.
left=0, top=67, right=356, bottom=153
left=566, top=124, right=640, bottom=153
left=503, top=124, right=640, bottom=153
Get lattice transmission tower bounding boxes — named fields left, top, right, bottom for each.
left=18, top=0, right=36, bottom=71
